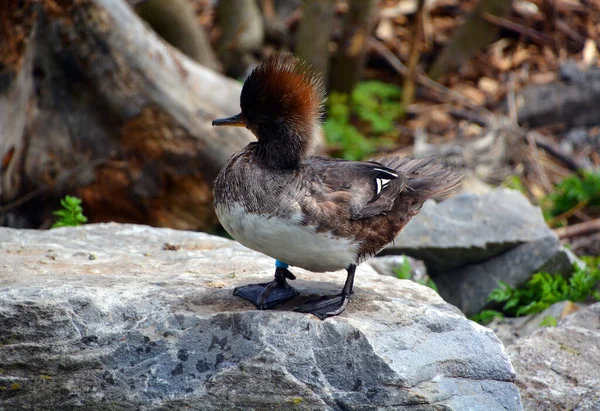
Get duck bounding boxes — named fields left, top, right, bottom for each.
left=212, top=51, right=461, bottom=320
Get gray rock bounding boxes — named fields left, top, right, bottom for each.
left=488, top=301, right=585, bottom=347
left=386, top=189, right=556, bottom=273
left=508, top=303, right=600, bottom=411
left=367, top=255, right=428, bottom=280
left=435, top=236, right=574, bottom=317
left=0, top=224, right=522, bottom=410
left=383, top=188, right=577, bottom=317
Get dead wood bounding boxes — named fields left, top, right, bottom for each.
left=555, top=218, right=600, bottom=240
left=428, top=0, right=512, bottom=80
left=216, top=0, right=264, bottom=77
left=330, top=0, right=377, bottom=93
left=135, top=0, right=219, bottom=70
left=0, top=0, right=254, bottom=230
left=295, top=0, right=335, bottom=86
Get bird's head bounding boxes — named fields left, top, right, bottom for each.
left=213, top=52, right=325, bottom=167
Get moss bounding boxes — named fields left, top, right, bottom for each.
left=559, top=343, right=580, bottom=356
left=10, top=382, right=21, bottom=391
left=40, top=375, right=53, bottom=381
left=291, top=397, right=303, bottom=405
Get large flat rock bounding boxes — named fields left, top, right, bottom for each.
left=0, top=224, right=521, bottom=410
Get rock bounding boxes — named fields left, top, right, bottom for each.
left=517, top=61, right=600, bottom=128
left=367, top=255, right=428, bottom=280
left=386, top=189, right=557, bottom=273
left=507, top=303, right=600, bottom=410
left=435, top=236, right=574, bottom=317
left=0, top=224, right=521, bottom=410
left=488, top=301, right=584, bottom=347
left=457, top=170, right=494, bottom=195
left=383, top=188, right=577, bottom=317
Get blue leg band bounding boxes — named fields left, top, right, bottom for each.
left=275, top=260, right=289, bottom=269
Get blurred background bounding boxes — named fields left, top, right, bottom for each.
left=1, top=0, right=599, bottom=256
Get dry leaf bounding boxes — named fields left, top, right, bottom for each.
left=581, top=38, right=598, bottom=67
left=478, top=77, right=500, bottom=96
left=375, top=18, right=395, bottom=42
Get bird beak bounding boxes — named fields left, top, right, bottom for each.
left=212, top=113, right=246, bottom=127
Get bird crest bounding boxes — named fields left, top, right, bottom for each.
left=240, top=52, right=326, bottom=140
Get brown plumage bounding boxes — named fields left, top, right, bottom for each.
left=212, top=52, right=462, bottom=319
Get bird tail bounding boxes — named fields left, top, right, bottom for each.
left=372, top=156, right=462, bottom=236
left=377, top=156, right=463, bottom=200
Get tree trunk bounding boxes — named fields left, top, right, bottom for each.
left=428, top=0, right=512, bottom=80
left=295, top=0, right=335, bottom=87
left=0, top=0, right=253, bottom=231
left=135, top=0, right=220, bottom=71
left=216, top=0, right=265, bottom=77
left=330, top=0, right=378, bottom=93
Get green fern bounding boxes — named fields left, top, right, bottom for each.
left=351, top=81, right=403, bottom=134
left=393, top=258, right=412, bottom=280
left=471, top=309, right=504, bottom=325
left=542, top=171, right=600, bottom=222
left=52, top=195, right=88, bottom=228
left=392, top=258, right=438, bottom=291
left=502, top=175, right=527, bottom=194
left=486, top=261, right=600, bottom=317
left=324, top=81, right=403, bottom=160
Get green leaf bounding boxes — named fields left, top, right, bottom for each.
left=543, top=171, right=600, bottom=219
left=52, top=195, right=88, bottom=228
left=323, top=81, right=404, bottom=161
left=480, top=259, right=600, bottom=318
left=539, top=315, right=558, bottom=327
left=471, top=310, right=504, bottom=325
left=393, top=258, right=412, bottom=280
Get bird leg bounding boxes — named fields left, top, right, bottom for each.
left=233, top=266, right=298, bottom=310
left=294, top=264, right=356, bottom=320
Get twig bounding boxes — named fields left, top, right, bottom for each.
left=482, top=12, right=554, bottom=47
left=526, top=132, right=553, bottom=192
left=506, top=73, right=552, bottom=192
left=547, top=199, right=589, bottom=228
left=554, top=19, right=586, bottom=46
left=529, top=131, right=585, bottom=172
left=402, top=0, right=425, bottom=107
left=369, top=37, right=492, bottom=116
left=447, top=108, right=490, bottom=127
left=506, top=74, right=518, bottom=125
left=555, top=218, right=600, bottom=239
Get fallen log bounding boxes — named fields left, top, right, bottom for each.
left=0, top=0, right=254, bottom=231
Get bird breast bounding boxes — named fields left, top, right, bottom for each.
left=215, top=202, right=361, bottom=273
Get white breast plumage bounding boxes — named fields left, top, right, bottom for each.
left=215, top=203, right=361, bottom=273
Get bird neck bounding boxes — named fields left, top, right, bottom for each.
left=252, top=119, right=313, bottom=169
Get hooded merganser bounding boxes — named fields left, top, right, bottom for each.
left=212, top=52, right=461, bottom=320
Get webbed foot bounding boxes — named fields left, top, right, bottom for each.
left=293, top=264, right=357, bottom=320
left=294, top=294, right=349, bottom=320
left=233, top=267, right=298, bottom=310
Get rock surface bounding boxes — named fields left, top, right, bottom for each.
left=488, top=301, right=584, bottom=347
left=507, top=303, right=600, bottom=411
left=388, top=189, right=557, bottom=273
left=0, top=224, right=521, bottom=410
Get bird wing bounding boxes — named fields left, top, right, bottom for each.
left=303, top=157, right=409, bottom=220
